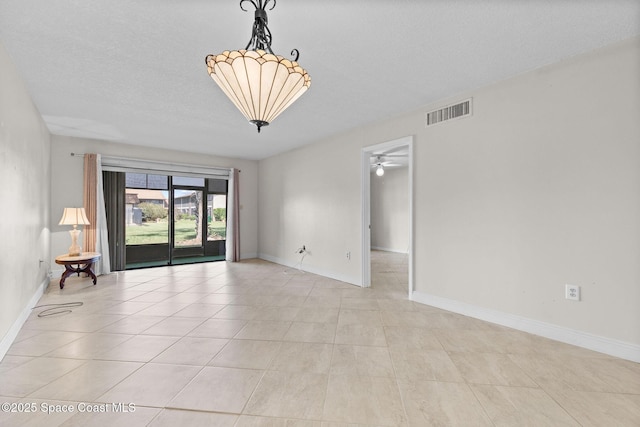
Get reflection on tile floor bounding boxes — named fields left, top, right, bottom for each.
left=1, top=251, right=639, bottom=426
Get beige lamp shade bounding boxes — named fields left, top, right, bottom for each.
left=206, top=49, right=311, bottom=132
left=59, top=207, right=90, bottom=226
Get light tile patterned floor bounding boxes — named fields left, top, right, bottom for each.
left=1, top=251, right=639, bottom=426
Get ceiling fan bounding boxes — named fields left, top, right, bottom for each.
left=370, top=155, right=404, bottom=176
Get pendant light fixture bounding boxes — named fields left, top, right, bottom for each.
left=205, top=0, right=311, bottom=133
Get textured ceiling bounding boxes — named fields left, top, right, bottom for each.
left=1, top=0, right=638, bottom=160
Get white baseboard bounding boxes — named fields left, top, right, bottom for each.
left=371, top=246, right=408, bottom=254
left=240, top=252, right=258, bottom=260
left=0, top=277, right=49, bottom=362
left=411, top=291, right=640, bottom=363
left=259, top=253, right=360, bottom=286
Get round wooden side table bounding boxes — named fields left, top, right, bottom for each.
left=54, top=252, right=101, bottom=289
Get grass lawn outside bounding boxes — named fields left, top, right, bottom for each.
left=126, top=219, right=226, bottom=245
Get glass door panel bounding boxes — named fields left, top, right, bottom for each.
left=124, top=173, right=170, bottom=268
left=173, top=189, right=204, bottom=248
left=207, top=194, right=227, bottom=242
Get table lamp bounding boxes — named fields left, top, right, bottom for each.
left=59, top=207, right=90, bottom=256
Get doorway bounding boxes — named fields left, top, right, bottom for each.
left=361, top=136, right=413, bottom=297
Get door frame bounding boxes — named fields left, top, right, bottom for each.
left=361, top=136, right=414, bottom=298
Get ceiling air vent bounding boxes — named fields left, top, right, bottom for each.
left=425, top=98, right=472, bottom=127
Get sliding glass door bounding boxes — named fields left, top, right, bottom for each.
left=108, top=172, right=227, bottom=269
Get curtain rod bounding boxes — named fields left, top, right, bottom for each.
left=70, top=152, right=241, bottom=172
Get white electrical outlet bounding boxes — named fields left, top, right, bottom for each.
left=565, top=284, right=580, bottom=301
left=346, top=251, right=351, bottom=260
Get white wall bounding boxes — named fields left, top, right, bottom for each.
left=0, top=42, right=51, bottom=359
left=370, top=167, right=409, bottom=253
left=258, top=129, right=365, bottom=284
left=258, top=37, right=640, bottom=355
left=50, top=136, right=259, bottom=269
left=415, top=37, right=639, bottom=349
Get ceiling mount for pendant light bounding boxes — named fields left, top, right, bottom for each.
left=205, top=0, right=311, bottom=133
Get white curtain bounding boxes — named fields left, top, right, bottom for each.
left=226, top=168, right=240, bottom=262
left=95, top=154, right=111, bottom=274
left=83, top=153, right=111, bottom=274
